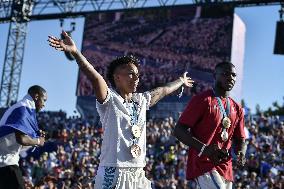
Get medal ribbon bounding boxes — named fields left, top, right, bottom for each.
left=216, top=97, right=230, bottom=141
left=130, top=100, right=138, bottom=126
left=125, top=100, right=142, bottom=144
left=213, top=90, right=231, bottom=142
left=216, top=97, right=230, bottom=118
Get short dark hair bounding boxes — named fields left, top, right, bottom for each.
left=28, top=85, right=46, bottom=96
left=214, top=61, right=235, bottom=71
left=107, top=55, right=140, bottom=87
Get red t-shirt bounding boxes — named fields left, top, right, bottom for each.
left=178, top=89, right=246, bottom=181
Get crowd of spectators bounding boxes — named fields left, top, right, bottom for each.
left=234, top=113, right=284, bottom=189
left=77, top=8, right=232, bottom=96
left=19, top=109, right=284, bottom=189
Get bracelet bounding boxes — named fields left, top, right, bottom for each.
left=178, top=86, right=184, bottom=98
left=37, top=138, right=40, bottom=145
left=178, top=78, right=185, bottom=98
left=198, top=144, right=207, bottom=157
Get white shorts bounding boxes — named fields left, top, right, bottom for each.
left=195, top=170, right=232, bottom=189
left=94, top=166, right=152, bottom=189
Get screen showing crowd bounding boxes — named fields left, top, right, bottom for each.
left=77, top=5, right=234, bottom=99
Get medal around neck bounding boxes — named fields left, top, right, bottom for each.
left=131, top=124, right=141, bottom=138
left=221, top=129, right=229, bottom=142
left=222, top=117, right=231, bottom=129
left=130, top=144, right=141, bottom=158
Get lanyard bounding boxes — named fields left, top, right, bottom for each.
left=213, top=90, right=231, bottom=142
left=216, top=97, right=230, bottom=118
left=125, top=100, right=139, bottom=125
left=125, top=100, right=143, bottom=143
left=130, top=101, right=138, bottom=125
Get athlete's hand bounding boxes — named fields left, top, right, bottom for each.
left=203, top=144, right=229, bottom=165
left=180, top=72, right=194, bottom=88
left=48, top=31, right=78, bottom=54
left=39, top=130, right=46, bottom=138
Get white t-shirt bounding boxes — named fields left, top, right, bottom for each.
left=0, top=133, right=22, bottom=167
left=96, top=88, right=151, bottom=168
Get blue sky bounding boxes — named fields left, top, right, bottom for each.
left=0, top=5, right=283, bottom=116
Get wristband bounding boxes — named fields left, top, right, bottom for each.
left=198, top=144, right=206, bottom=157
left=37, top=138, right=40, bottom=145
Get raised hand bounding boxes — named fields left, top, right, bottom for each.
left=48, top=31, right=77, bottom=54
left=180, top=72, right=194, bottom=88
left=48, top=31, right=108, bottom=103
left=39, top=129, right=46, bottom=138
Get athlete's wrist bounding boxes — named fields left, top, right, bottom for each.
left=198, top=143, right=207, bottom=157
left=36, top=138, right=40, bottom=146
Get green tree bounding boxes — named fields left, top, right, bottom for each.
left=263, top=99, right=284, bottom=116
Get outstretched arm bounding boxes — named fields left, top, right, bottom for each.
left=149, top=72, right=194, bottom=107
left=48, top=31, right=108, bottom=103
left=15, top=131, right=45, bottom=146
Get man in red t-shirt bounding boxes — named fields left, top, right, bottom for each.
left=174, top=61, right=247, bottom=189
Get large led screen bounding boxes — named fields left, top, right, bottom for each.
left=77, top=5, right=234, bottom=101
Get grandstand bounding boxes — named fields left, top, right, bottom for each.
left=17, top=110, right=284, bottom=188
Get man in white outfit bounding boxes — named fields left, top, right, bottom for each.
left=48, top=31, right=194, bottom=189
left=0, top=85, right=47, bottom=189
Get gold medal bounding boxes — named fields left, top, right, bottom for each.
left=131, top=124, right=141, bottom=138
left=130, top=144, right=141, bottom=158
left=221, top=129, right=229, bottom=141
left=222, top=117, right=231, bottom=129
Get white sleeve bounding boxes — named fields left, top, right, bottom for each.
left=96, top=88, right=112, bottom=116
